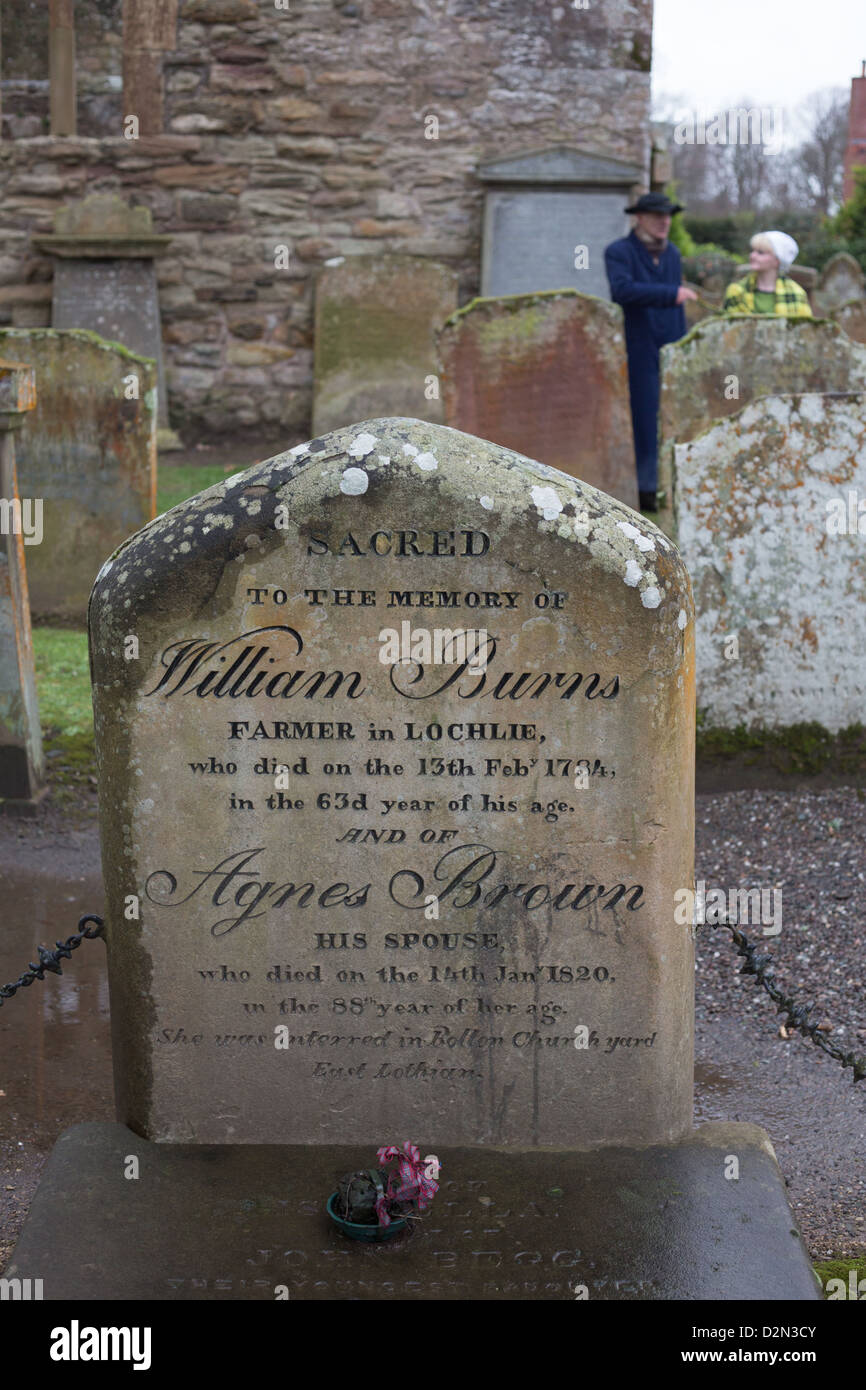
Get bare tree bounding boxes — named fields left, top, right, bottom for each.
left=787, top=87, right=850, bottom=215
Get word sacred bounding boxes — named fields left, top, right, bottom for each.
left=307, top=528, right=490, bottom=557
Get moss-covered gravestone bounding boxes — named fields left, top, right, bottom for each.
left=675, top=392, right=866, bottom=731
left=0, top=329, right=158, bottom=622
left=659, top=318, right=866, bottom=518
left=438, top=291, right=638, bottom=509
left=312, top=257, right=457, bottom=436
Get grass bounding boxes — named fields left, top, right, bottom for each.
left=31, top=626, right=94, bottom=795
left=812, top=1255, right=866, bottom=1298
left=27, top=463, right=230, bottom=794
left=156, top=464, right=228, bottom=515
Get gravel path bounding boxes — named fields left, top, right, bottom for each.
left=694, top=786, right=866, bottom=1259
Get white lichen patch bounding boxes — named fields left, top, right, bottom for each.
left=415, top=452, right=438, bottom=472
left=479, top=495, right=494, bottom=510
left=290, top=443, right=310, bottom=457
left=641, top=586, right=662, bottom=609
left=624, top=559, right=642, bottom=587
left=340, top=467, right=369, bottom=495
left=617, top=520, right=655, bottom=553
left=202, top=512, right=234, bottom=531
left=677, top=609, right=688, bottom=630
left=223, top=472, right=245, bottom=487
left=378, top=455, right=391, bottom=466
left=530, top=485, right=563, bottom=521
left=348, top=432, right=377, bottom=459
left=402, top=443, right=419, bottom=457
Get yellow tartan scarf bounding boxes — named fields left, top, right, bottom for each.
left=723, top=273, right=812, bottom=318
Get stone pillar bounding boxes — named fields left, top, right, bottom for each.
left=122, top=0, right=179, bottom=137
left=0, top=359, right=44, bottom=811
left=49, top=0, right=76, bottom=137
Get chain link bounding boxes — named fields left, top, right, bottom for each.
left=704, top=916, right=866, bottom=1083
left=0, top=914, right=104, bottom=1007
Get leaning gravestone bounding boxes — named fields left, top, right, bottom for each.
left=0, top=328, right=158, bottom=622
left=815, top=252, right=865, bottom=317
left=675, top=392, right=866, bottom=731
left=312, top=257, right=458, bottom=437
left=5, top=421, right=820, bottom=1301
left=438, top=291, right=638, bottom=509
left=0, top=357, right=44, bottom=808
left=659, top=318, right=866, bottom=515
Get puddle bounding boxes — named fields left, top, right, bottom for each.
left=0, top=867, right=113, bottom=1151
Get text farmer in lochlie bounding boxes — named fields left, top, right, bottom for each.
left=604, top=192, right=697, bottom=513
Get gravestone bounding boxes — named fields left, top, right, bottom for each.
left=0, top=328, right=158, bottom=623
left=0, top=357, right=44, bottom=809
left=658, top=318, right=866, bottom=515
left=33, top=193, right=173, bottom=433
left=6, top=418, right=820, bottom=1300
left=312, top=257, right=458, bottom=437
left=674, top=392, right=866, bottom=731
left=438, top=291, right=638, bottom=509
left=834, top=298, right=866, bottom=345
left=90, top=417, right=692, bottom=1147
left=815, top=252, right=865, bottom=317
left=479, top=147, right=642, bottom=303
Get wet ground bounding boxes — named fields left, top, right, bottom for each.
left=0, top=788, right=864, bottom=1269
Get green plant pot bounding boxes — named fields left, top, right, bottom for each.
left=326, top=1191, right=408, bottom=1242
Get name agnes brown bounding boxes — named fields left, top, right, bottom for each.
left=144, top=844, right=644, bottom=937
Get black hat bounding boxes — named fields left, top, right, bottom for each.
left=624, top=192, right=684, bottom=215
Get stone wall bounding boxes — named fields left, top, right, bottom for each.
left=0, top=0, right=124, bottom=139
left=0, top=0, right=653, bottom=438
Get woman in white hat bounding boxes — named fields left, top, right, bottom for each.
left=722, top=231, right=812, bottom=317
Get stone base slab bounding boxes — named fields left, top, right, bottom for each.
left=0, top=786, right=49, bottom=817
left=4, top=1122, right=820, bottom=1300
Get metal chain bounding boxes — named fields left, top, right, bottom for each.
left=705, top=917, right=866, bottom=1083
left=0, top=914, right=104, bottom=1007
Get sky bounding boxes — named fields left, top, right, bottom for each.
left=653, top=0, right=863, bottom=139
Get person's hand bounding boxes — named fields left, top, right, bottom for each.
left=676, top=286, right=699, bottom=304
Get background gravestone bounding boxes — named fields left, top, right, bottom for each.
left=438, top=291, right=638, bottom=509
left=0, top=328, right=157, bottom=622
left=479, top=146, right=642, bottom=303
left=834, top=299, right=866, bottom=346
left=658, top=318, right=866, bottom=516
left=675, top=392, right=866, bottom=731
left=33, top=193, right=172, bottom=433
left=0, top=357, right=43, bottom=807
left=90, top=416, right=695, bottom=1149
left=312, top=257, right=458, bottom=437
left=814, top=252, right=866, bottom=317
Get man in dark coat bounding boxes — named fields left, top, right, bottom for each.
left=604, top=193, right=697, bottom=512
